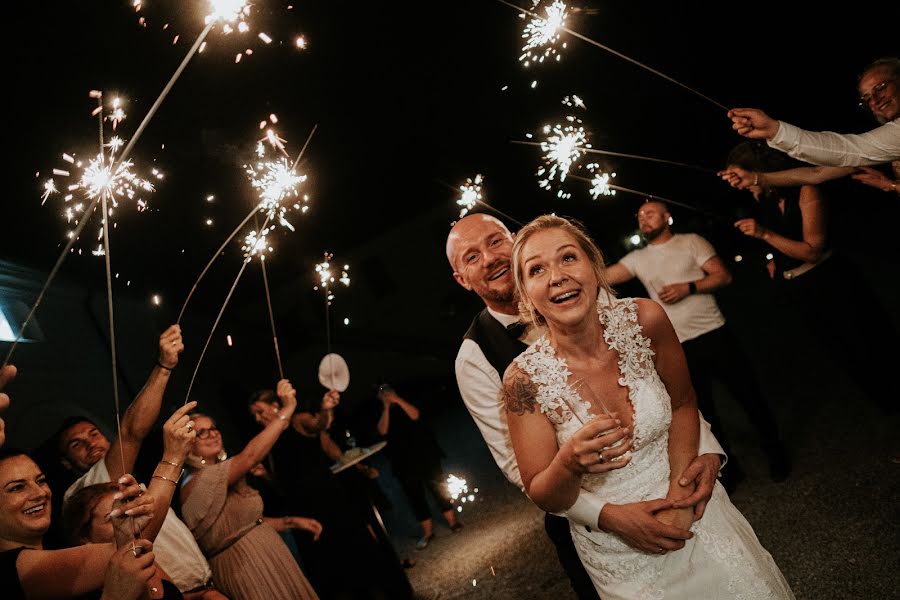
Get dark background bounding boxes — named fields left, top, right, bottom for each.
left=4, top=1, right=899, bottom=450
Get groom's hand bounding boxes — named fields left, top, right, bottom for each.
left=597, top=499, right=693, bottom=554
left=671, top=453, right=721, bottom=520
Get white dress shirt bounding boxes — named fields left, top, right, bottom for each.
left=769, top=118, right=900, bottom=166
left=455, top=306, right=726, bottom=530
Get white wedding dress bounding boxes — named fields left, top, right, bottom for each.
left=514, top=298, right=794, bottom=599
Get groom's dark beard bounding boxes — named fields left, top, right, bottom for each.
left=482, top=288, right=515, bottom=304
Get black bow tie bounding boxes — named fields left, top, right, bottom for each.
left=506, top=321, right=527, bottom=339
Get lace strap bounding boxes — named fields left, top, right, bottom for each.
left=598, top=298, right=654, bottom=385
left=514, top=339, right=576, bottom=424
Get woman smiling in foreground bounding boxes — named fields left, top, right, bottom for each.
left=502, top=214, right=794, bottom=599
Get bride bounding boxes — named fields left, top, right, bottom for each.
left=502, top=214, right=793, bottom=599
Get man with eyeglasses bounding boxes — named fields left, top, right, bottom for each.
left=446, top=213, right=727, bottom=600
left=727, top=56, right=900, bottom=173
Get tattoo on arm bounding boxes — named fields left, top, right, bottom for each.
left=502, top=368, right=539, bottom=416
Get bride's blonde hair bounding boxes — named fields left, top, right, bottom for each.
left=511, top=214, right=616, bottom=327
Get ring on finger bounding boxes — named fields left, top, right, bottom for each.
left=597, top=451, right=605, bottom=464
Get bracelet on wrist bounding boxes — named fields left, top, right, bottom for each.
left=157, top=361, right=174, bottom=372
left=159, top=459, right=182, bottom=468
left=152, top=473, right=179, bottom=485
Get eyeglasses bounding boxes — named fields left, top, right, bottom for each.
left=858, top=79, right=896, bottom=109
left=196, top=427, right=220, bottom=440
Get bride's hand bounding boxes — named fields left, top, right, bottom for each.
left=655, top=507, right=694, bottom=533
left=561, top=413, right=634, bottom=475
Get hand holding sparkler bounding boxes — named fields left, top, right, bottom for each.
left=157, top=325, right=184, bottom=371
left=275, top=379, right=299, bottom=416
left=102, top=540, right=156, bottom=600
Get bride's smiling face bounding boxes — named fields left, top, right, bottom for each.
left=520, top=228, right=598, bottom=328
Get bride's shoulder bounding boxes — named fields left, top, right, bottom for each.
left=632, top=298, right=673, bottom=339
left=500, top=362, right=539, bottom=416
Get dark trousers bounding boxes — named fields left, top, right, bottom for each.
left=681, top=324, right=784, bottom=461
left=544, top=513, right=600, bottom=600
left=394, top=462, right=452, bottom=522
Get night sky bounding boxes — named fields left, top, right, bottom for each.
left=7, top=1, right=899, bottom=362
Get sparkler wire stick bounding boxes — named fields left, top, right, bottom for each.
left=183, top=259, right=250, bottom=405
left=2, top=196, right=100, bottom=367
left=117, top=20, right=215, bottom=168
left=320, top=255, right=336, bottom=383
left=181, top=209, right=273, bottom=405
left=496, top=0, right=728, bottom=111
left=473, top=200, right=526, bottom=227
left=4, top=23, right=213, bottom=366
left=95, top=93, right=138, bottom=552
left=255, top=212, right=283, bottom=379
left=260, top=259, right=283, bottom=378
left=511, top=140, right=716, bottom=174
left=176, top=209, right=257, bottom=324
left=176, top=125, right=317, bottom=323
left=569, top=174, right=719, bottom=217
left=438, top=179, right=527, bottom=227
left=93, top=94, right=128, bottom=477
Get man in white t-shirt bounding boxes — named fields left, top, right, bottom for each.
left=56, top=326, right=225, bottom=599
left=605, top=200, right=790, bottom=484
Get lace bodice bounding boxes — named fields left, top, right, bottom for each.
left=514, top=297, right=673, bottom=505
left=514, top=298, right=793, bottom=600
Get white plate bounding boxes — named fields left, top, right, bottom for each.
left=318, top=352, right=350, bottom=392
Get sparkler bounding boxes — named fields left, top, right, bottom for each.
left=513, top=138, right=716, bottom=197
left=569, top=172, right=722, bottom=218
left=456, top=174, right=484, bottom=218
left=135, top=1, right=292, bottom=64
left=41, top=109, right=159, bottom=241
left=118, top=0, right=258, bottom=177
left=183, top=214, right=274, bottom=405
left=519, top=0, right=568, bottom=68
left=314, top=253, right=350, bottom=384
left=176, top=123, right=317, bottom=324
left=535, top=116, right=591, bottom=199
left=246, top=216, right=286, bottom=379
left=4, top=92, right=158, bottom=367
left=499, top=0, right=728, bottom=110
left=446, top=474, right=479, bottom=513
left=586, top=164, right=616, bottom=199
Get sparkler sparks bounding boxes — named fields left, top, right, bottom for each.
left=40, top=94, right=161, bottom=243
left=314, top=253, right=350, bottom=305
left=536, top=115, right=591, bottom=198
left=562, top=94, right=585, bottom=109
left=245, top=121, right=309, bottom=232
left=242, top=227, right=273, bottom=260
left=587, top=163, right=616, bottom=199
left=457, top=174, right=484, bottom=218
left=446, top=474, right=479, bottom=513
left=519, top=1, right=568, bottom=68
left=206, top=0, right=252, bottom=29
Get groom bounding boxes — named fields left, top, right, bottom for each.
left=447, top=213, right=726, bottom=599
